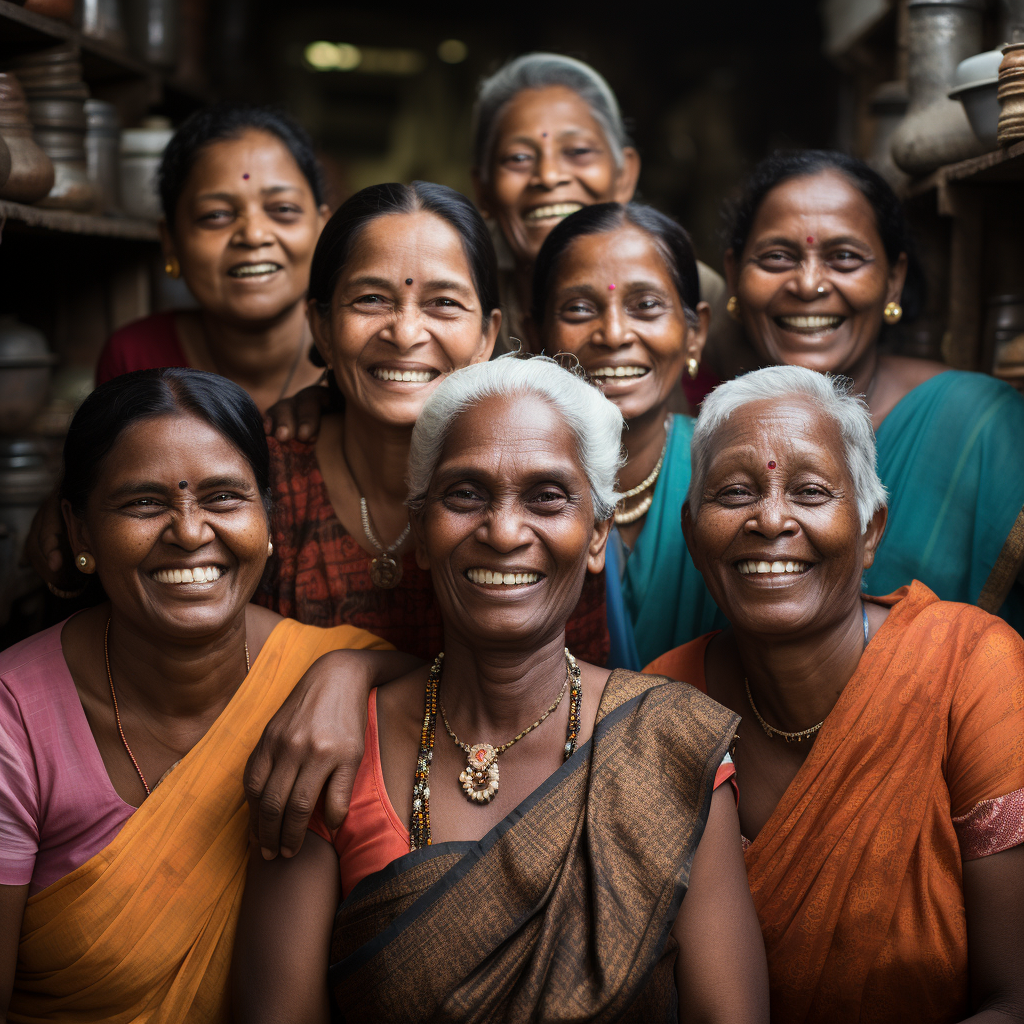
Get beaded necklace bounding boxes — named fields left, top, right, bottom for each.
left=410, top=649, right=583, bottom=850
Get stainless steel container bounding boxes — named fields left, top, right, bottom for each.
left=119, top=118, right=173, bottom=219
left=84, top=98, right=120, bottom=213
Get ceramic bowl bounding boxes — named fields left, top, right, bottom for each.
left=950, top=50, right=1004, bottom=148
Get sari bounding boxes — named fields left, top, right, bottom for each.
left=868, top=370, right=1024, bottom=630
left=607, top=415, right=727, bottom=671
left=327, top=669, right=739, bottom=1022
left=645, top=582, right=1024, bottom=1023
left=10, top=618, right=389, bottom=1024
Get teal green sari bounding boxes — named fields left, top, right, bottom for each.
left=867, top=370, right=1024, bottom=631
left=607, top=415, right=727, bottom=670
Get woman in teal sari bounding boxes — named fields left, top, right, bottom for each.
left=532, top=202, right=726, bottom=667
left=722, top=150, right=1024, bottom=629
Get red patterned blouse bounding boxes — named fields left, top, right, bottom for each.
left=256, top=438, right=610, bottom=665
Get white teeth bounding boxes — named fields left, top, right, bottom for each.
left=153, top=566, right=222, bottom=585
left=228, top=263, right=281, bottom=277
left=524, top=203, right=583, bottom=221
left=372, top=368, right=437, bottom=383
left=736, top=560, right=810, bottom=576
left=466, top=568, right=540, bottom=586
left=590, top=366, right=649, bottom=379
left=778, top=315, right=843, bottom=330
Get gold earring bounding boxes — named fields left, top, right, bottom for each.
left=76, top=552, right=96, bottom=574
left=726, top=295, right=740, bottom=321
left=267, top=540, right=274, bottom=557
left=883, top=301, right=902, bottom=324
left=164, top=256, right=180, bottom=279
left=686, top=357, right=699, bottom=379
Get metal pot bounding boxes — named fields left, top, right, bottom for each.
left=0, top=317, right=58, bottom=434
left=84, top=98, right=120, bottom=213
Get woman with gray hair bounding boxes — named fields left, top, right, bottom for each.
left=471, top=52, right=738, bottom=377
left=234, top=354, right=768, bottom=1023
left=647, top=364, right=1024, bottom=1024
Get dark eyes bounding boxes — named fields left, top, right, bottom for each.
left=442, top=486, right=570, bottom=510
left=756, top=249, right=869, bottom=270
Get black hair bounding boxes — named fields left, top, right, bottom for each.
left=60, top=367, right=272, bottom=519
left=531, top=201, right=701, bottom=327
left=724, top=149, right=924, bottom=319
left=158, top=103, right=325, bottom=229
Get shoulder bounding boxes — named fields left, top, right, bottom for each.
left=0, top=621, right=67, bottom=683
left=883, top=362, right=1024, bottom=428
left=266, top=618, right=393, bottom=659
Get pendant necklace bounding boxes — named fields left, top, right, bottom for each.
left=744, top=602, right=870, bottom=743
left=409, top=649, right=582, bottom=850
left=614, top=418, right=671, bottom=526
left=104, top=617, right=250, bottom=797
left=360, top=497, right=410, bottom=589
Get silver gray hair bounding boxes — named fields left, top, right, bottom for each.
left=687, top=365, right=888, bottom=532
left=472, top=53, right=631, bottom=182
left=407, top=354, right=624, bottom=520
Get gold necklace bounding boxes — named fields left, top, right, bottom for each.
left=614, top=421, right=670, bottom=526
left=743, top=677, right=824, bottom=743
left=104, top=617, right=250, bottom=797
left=439, top=651, right=574, bottom=804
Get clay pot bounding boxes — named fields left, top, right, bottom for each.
left=891, top=0, right=989, bottom=175
left=23, top=0, right=75, bottom=21
left=0, top=317, right=57, bottom=434
left=0, top=74, right=55, bottom=204
left=998, top=42, right=1024, bottom=145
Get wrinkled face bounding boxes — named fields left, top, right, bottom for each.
left=414, top=395, right=609, bottom=652
left=728, top=171, right=906, bottom=377
left=478, top=86, right=636, bottom=264
left=312, top=211, right=499, bottom=429
left=168, top=130, right=325, bottom=326
left=543, top=225, right=706, bottom=424
left=64, top=414, right=270, bottom=642
left=684, top=397, right=880, bottom=639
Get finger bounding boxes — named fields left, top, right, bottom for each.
left=254, top=756, right=302, bottom=860
left=275, top=403, right=298, bottom=443
left=243, top=742, right=277, bottom=851
left=322, top=763, right=361, bottom=832
left=295, top=390, right=326, bottom=442
left=277, top=762, right=332, bottom=858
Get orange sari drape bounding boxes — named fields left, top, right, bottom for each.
left=646, top=582, right=1024, bottom=1024
left=11, top=618, right=389, bottom=1024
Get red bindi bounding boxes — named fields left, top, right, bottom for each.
left=608, top=284, right=616, bottom=291
left=806, top=236, right=814, bottom=243
left=242, top=173, right=250, bottom=180
left=767, top=461, right=776, bottom=470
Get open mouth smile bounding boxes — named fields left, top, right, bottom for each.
left=589, top=365, right=650, bottom=380
left=227, top=262, right=282, bottom=278
left=774, top=315, right=845, bottom=335
left=466, top=568, right=543, bottom=586
left=370, top=366, right=440, bottom=383
left=524, top=202, right=584, bottom=223
left=736, top=560, right=811, bottom=575
left=152, top=565, right=224, bottom=585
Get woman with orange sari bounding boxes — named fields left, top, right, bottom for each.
left=646, top=364, right=1024, bottom=1023
left=0, top=368, right=410, bottom=1023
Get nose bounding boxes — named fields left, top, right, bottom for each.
left=532, top=146, right=571, bottom=192
left=476, top=500, right=532, bottom=554
left=592, top=302, right=633, bottom=350
left=163, top=502, right=217, bottom=550
left=744, top=489, right=799, bottom=540
left=232, top=209, right=273, bottom=249
left=788, top=254, right=829, bottom=302
left=382, top=302, right=430, bottom=351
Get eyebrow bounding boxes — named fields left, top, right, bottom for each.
left=753, top=233, right=870, bottom=249
left=347, top=275, right=474, bottom=295
left=558, top=280, right=670, bottom=296
left=108, top=475, right=254, bottom=499
left=506, top=128, right=599, bottom=148
left=195, top=185, right=304, bottom=202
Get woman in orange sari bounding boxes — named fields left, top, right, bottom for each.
left=0, top=368, right=409, bottom=1023
left=645, top=363, right=1024, bottom=1023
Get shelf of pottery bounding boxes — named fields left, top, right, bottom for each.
left=0, top=0, right=208, bottom=631
left=837, top=0, right=1024, bottom=393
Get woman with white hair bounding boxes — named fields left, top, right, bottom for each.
left=646, top=364, right=1024, bottom=1024
left=233, top=355, right=768, bottom=1023
left=471, top=51, right=739, bottom=380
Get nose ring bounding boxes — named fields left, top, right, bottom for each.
left=816, top=285, right=826, bottom=295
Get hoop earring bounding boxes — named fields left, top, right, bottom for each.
left=883, top=301, right=903, bottom=324
left=164, top=256, right=180, bottom=279
left=75, top=552, right=96, bottom=574
left=686, top=357, right=699, bottom=380
left=726, top=295, right=740, bottom=321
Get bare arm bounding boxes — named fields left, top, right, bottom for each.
left=244, top=649, right=421, bottom=859
left=672, top=786, right=769, bottom=1024
left=232, top=833, right=339, bottom=1024
left=0, top=883, right=29, bottom=1023
left=960, top=844, right=1024, bottom=1022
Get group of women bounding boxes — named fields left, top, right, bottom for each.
left=2, top=51, right=1023, bottom=1024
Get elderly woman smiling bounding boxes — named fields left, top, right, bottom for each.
left=647, top=365, right=1024, bottom=1023
left=234, top=356, right=767, bottom=1024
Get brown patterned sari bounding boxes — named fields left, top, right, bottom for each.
left=327, top=669, right=739, bottom=1023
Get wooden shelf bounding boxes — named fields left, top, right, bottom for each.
left=0, top=199, right=159, bottom=241
left=906, top=140, right=1024, bottom=199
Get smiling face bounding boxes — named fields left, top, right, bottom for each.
left=413, top=394, right=610, bottom=652
left=543, top=224, right=707, bottom=424
left=683, top=396, right=884, bottom=640
left=476, top=86, right=639, bottom=265
left=725, top=170, right=907, bottom=378
left=63, top=413, right=270, bottom=643
left=165, top=129, right=326, bottom=327
left=311, top=210, right=499, bottom=429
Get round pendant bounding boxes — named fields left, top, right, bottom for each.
left=369, top=552, right=402, bottom=589
left=459, top=743, right=499, bottom=803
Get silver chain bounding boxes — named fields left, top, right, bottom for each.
left=359, top=497, right=411, bottom=554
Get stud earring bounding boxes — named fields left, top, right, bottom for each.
left=267, top=540, right=274, bottom=557
left=164, top=256, right=180, bottom=279
left=686, top=357, right=699, bottom=380
left=883, top=301, right=903, bottom=324
left=726, top=295, right=740, bottom=320
left=76, top=552, right=96, bottom=574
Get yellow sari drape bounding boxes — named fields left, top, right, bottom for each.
left=11, top=618, right=389, bottom=1024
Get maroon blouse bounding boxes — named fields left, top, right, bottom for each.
left=256, top=438, right=609, bottom=665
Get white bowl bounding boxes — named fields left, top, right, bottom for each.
left=949, top=79, right=1000, bottom=149
left=953, top=49, right=1004, bottom=88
